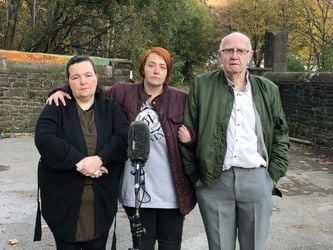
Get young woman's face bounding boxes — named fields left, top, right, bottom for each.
left=68, top=61, right=98, bottom=101
left=143, top=53, right=168, bottom=87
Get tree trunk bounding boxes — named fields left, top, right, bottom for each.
left=3, top=0, right=22, bottom=49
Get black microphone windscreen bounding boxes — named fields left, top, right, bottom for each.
left=128, top=121, right=150, bottom=163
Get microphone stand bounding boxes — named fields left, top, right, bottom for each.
left=128, top=161, right=146, bottom=250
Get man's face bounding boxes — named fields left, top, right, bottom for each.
left=218, top=34, right=253, bottom=77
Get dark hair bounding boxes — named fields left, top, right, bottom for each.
left=66, top=55, right=97, bottom=80
left=66, top=55, right=101, bottom=97
left=139, top=47, right=173, bottom=84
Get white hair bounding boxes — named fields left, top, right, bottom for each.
left=219, top=32, right=252, bottom=52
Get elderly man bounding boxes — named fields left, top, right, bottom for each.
left=180, top=32, right=289, bottom=250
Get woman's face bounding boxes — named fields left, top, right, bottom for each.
left=68, top=61, right=98, bottom=102
left=143, top=53, right=168, bottom=88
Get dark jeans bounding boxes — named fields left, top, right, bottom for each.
left=53, top=231, right=109, bottom=250
left=124, top=207, right=184, bottom=250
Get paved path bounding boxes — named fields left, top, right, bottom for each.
left=0, top=136, right=332, bottom=249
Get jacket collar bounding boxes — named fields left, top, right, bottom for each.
left=137, top=82, right=170, bottom=103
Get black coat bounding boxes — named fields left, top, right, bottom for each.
left=34, top=97, right=128, bottom=242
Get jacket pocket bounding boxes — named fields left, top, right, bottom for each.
left=170, top=114, right=183, bottom=125
left=274, top=116, right=288, bottom=131
left=266, top=168, right=283, bottom=197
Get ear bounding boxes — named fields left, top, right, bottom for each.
left=217, top=52, right=223, bottom=64
left=249, top=50, right=254, bottom=60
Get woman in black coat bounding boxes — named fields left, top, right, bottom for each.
left=34, top=55, right=128, bottom=249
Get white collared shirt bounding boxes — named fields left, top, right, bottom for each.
left=223, top=74, right=267, bottom=170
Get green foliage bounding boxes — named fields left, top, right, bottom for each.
left=6, top=0, right=333, bottom=80
left=0, top=128, right=11, bottom=139
left=287, top=54, right=305, bottom=72
left=170, top=0, right=215, bottom=82
left=288, top=0, right=333, bottom=73
left=12, top=0, right=215, bottom=85
left=326, top=46, right=333, bottom=71
left=109, top=0, right=215, bottom=85
left=317, top=45, right=333, bottom=72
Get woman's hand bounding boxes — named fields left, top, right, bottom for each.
left=178, top=124, right=192, bottom=143
left=76, top=156, right=108, bottom=178
left=92, top=166, right=109, bottom=178
left=46, top=91, right=72, bottom=106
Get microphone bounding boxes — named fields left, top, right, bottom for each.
left=128, top=121, right=150, bottom=164
left=127, top=121, right=150, bottom=250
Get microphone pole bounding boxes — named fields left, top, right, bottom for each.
left=128, top=161, right=146, bottom=250
left=127, top=121, right=150, bottom=250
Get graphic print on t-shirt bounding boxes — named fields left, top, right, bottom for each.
left=120, top=100, right=178, bottom=209
left=135, top=101, right=164, bottom=141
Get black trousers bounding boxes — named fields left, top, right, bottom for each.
left=124, top=207, right=184, bottom=250
left=53, top=231, right=109, bottom=250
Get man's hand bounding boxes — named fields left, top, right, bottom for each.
left=178, top=124, right=192, bottom=143
left=46, top=91, right=72, bottom=106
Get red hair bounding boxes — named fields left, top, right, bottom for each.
left=139, top=47, right=173, bottom=84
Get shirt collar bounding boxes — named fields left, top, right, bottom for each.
left=226, top=71, right=251, bottom=92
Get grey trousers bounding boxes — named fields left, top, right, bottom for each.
left=196, top=167, right=273, bottom=250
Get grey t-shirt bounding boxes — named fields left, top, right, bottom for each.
left=120, top=101, right=177, bottom=208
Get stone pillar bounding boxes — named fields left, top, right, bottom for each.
left=264, top=31, right=288, bottom=72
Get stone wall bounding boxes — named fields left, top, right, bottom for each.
left=1, top=56, right=332, bottom=147
left=0, top=58, right=132, bottom=133
left=264, top=72, right=333, bottom=147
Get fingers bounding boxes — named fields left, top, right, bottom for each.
left=92, top=170, right=103, bottom=178
left=46, top=97, right=52, bottom=105
left=75, top=159, right=84, bottom=171
left=100, top=166, right=109, bottom=174
left=77, top=168, right=103, bottom=178
left=76, top=161, right=108, bottom=178
left=60, top=94, right=72, bottom=106
left=46, top=91, right=72, bottom=106
left=178, top=124, right=191, bottom=143
left=90, top=168, right=107, bottom=178
left=45, top=94, right=60, bottom=106
left=178, top=125, right=188, bottom=134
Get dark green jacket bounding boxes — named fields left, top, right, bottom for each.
left=180, top=70, right=289, bottom=188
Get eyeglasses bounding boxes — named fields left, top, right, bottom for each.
left=220, top=48, right=251, bottom=56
